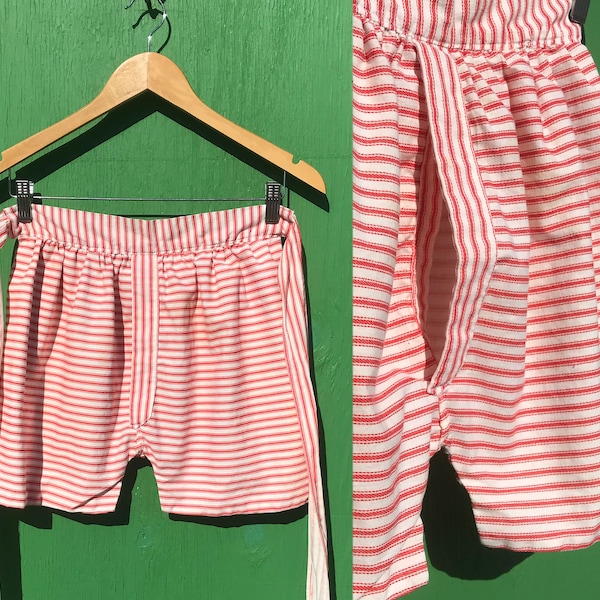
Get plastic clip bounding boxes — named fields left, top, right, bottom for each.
left=16, top=180, right=34, bottom=224
left=265, top=182, right=282, bottom=224
left=570, top=0, right=590, bottom=25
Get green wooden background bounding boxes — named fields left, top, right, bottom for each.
left=2, top=2, right=600, bottom=600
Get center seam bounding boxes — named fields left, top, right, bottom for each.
left=129, top=252, right=159, bottom=430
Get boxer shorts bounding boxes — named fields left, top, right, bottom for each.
left=0, top=202, right=328, bottom=599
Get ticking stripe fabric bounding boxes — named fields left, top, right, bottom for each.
left=0, top=203, right=328, bottom=600
left=353, top=0, right=600, bottom=598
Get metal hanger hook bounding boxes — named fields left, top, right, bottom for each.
left=125, top=0, right=168, bottom=53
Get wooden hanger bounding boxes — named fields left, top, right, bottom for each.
left=0, top=52, right=326, bottom=195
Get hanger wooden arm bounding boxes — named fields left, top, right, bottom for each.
left=0, top=53, right=326, bottom=194
left=0, top=58, right=144, bottom=174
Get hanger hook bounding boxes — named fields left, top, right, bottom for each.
left=125, top=0, right=168, bottom=53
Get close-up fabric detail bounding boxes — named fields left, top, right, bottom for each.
left=353, top=0, right=600, bottom=597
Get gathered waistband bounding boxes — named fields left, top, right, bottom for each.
left=353, top=0, right=582, bottom=51
left=1, top=203, right=295, bottom=255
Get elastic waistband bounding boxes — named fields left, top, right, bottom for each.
left=3, top=203, right=296, bottom=255
left=354, top=0, right=581, bottom=51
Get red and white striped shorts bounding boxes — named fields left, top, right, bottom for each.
left=0, top=203, right=328, bottom=600
left=353, top=0, right=600, bottom=597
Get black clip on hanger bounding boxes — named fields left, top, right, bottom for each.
left=16, top=180, right=35, bottom=224
left=265, top=181, right=282, bottom=224
left=15, top=179, right=42, bottom=223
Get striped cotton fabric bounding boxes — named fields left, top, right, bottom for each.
left=0, top=203, right=328, bottom=600
left=353, top=0, right=600, bottom=598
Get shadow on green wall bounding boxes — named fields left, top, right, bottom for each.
left=0, top=459, right=145, bottom=599
left=0, top=506, right=22, bottom=598
left=0, top=451, right=144, bottom=597
left=0, top=456, right=316, bottom=600
left=0, top=94, right=329, bottom=213
left=0, top=450, right=535, bottom=600
left=422, top=451, right=532, bottom=581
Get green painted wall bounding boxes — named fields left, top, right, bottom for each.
left=0, top=2, right=351, bottom=600
left=3, top=2, right=600, bottom=600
